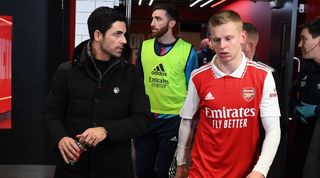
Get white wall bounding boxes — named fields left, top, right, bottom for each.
left=75, top=0, right=119, bottom=46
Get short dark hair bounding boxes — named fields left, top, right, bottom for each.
left=301, top=17, right=320, bottom=38
left=87, top=6, right=126, bottom=40
left=152, top=4, right=179, bottom=21
left=243, top=22, right=258, bottom=36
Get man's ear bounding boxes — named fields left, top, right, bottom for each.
left=247, top=41, right=254, bottom=50
left=93, top=30, right=102, bottom=42
left=169, top=20, right=176, bottom=29
left=240, top=30, right=247, bottom=45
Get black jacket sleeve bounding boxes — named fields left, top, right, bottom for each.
left=43, top=63, right=70, bottom=148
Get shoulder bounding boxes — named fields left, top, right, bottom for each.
left=56, top=61, right=73, bottom=73
left=142, top=38, right=155, bottom=45
left=301, top=60, right=316, bottom=73
left=119, top=61, right=140, bottom=75
left=191, top=63, right=211, bottom=78
left=247, top=60, right=274, bottom=73
left=177, top=38, right=192, bottom=47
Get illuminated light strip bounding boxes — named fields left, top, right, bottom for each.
left=200, top=0, right=215, bottom=7
left=210, top=0, right=226, bottom=8
left=138, top=0, right=142, bottom=5
left=148, top=0, right=154, bottom=6
left=0, top=18, right=12, bottom=25
left=190, top=0, right=203, bottom=7
left=0, top=96, right=12, bottom=101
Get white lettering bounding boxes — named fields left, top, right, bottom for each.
left=222, top=119, right=248, bottom=128
left=205, top=107, right=256, bottom=119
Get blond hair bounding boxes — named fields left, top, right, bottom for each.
left=208, top=10, right=243, bottom=32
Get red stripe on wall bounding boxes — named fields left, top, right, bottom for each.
left=69, top=0, right=76, bottom=60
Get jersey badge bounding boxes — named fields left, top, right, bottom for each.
left=242, top=87, right=255, bottom=102
left=205, top=92, right=215, bottom=100
left=300, top=75, right=307, bottom=87
left=169, top=136, right=177, bottom=142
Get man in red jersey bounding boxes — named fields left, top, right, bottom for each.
left=175, top=10, right=281, bottom=178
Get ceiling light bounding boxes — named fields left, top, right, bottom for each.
left=200, top=0, right=215, bottom=8
left=138, top=0, right=142, bottom=5
left=149, top=0, right=154, bottom=6
left=190, top=0, right=203, bottom=7
left=210, top=0, right=226, bottom=8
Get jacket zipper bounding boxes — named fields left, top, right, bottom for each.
left=89, top=57, right=120, bottom=84
left=89, top=58, right=120, bottom=127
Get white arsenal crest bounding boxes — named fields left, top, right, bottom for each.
left=242, top=87, right=255, bottom=102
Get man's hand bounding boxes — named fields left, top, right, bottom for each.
left=76, top=127, right=107, bottom=147
left=58, top=137, right=80, bottom=164
left=296, top=101, right=317, bottom=118
left=175, top=165, right=189, bottom=178
left=246, top=171, right=265, bottom=178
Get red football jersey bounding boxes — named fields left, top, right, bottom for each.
left=180, top=57, right=280, bottom=178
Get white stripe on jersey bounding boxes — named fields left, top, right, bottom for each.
left=247, top=60, right=273, bottom=72
left=191, top=63, right=211, bottom=78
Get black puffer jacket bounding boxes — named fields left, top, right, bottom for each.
left=43, top=40, right=151, bottom=178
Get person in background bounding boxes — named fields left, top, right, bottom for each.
left=289, top=17, right=320, bottom=178
left=43, top=6, right=151, bottom=178
left=134, top=4, right=198, bottom=178
left=242, top=22, right=259, bottom=60
left=175, top=10, right=281, bottom=178
left=243, top=22, right=288, bottom=178
left=197, top=38, right=214, bottom=66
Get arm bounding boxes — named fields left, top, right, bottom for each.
left=176, top=78, right=200, bottom=177
left=185, top=47, right=199, bottom=86
left=250, top=116, right=280, bottom=178
left=175, top=118, right=193, bottom=178
left=176, top=118, right=193, bottom=166
left=43, top=63, right=80, bottom=163
left=43, top=63, right=70, bottom=147
left=251, top=71, right=281, bottom=177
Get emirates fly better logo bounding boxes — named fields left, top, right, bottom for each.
left=148, top=63, right=169, bottom=88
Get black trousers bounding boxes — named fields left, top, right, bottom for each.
left=134, top=116, right=181, bottom=178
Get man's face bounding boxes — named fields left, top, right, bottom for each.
left=210, top=21, right=245, bottom=62
left=150, top=9, right=171, bottom=38
left=299, top=28, right=320, bottom=59
left=99, top=21, right=127, bottom=59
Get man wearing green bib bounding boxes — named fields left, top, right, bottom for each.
left=134, top=4, right=198, bottom=178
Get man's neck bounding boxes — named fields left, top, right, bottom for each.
left=91, top=42, right=110, bottom=61
left=247, top=52, right=254, bottom=61
left=157, top=32, right=176, bottom=44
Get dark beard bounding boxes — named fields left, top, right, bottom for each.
left=152, top=25, right=169, bottom=38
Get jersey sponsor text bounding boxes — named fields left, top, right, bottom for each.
left=148, top=77, right=169, bottom=88
left=205, top=106, right=254, bottom=129
left=205, top=106, right=256, bottom=119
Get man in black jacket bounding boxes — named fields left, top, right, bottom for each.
left=290, top=17, right=320, bottom=178
left=43, top=7, right=151, bottom=178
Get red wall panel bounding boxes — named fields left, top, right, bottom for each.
left=0, top=16, right=12, bottom=129
left=221, top=1, right=272, bottom=63
left=306, top=0, right=320, bottom=21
